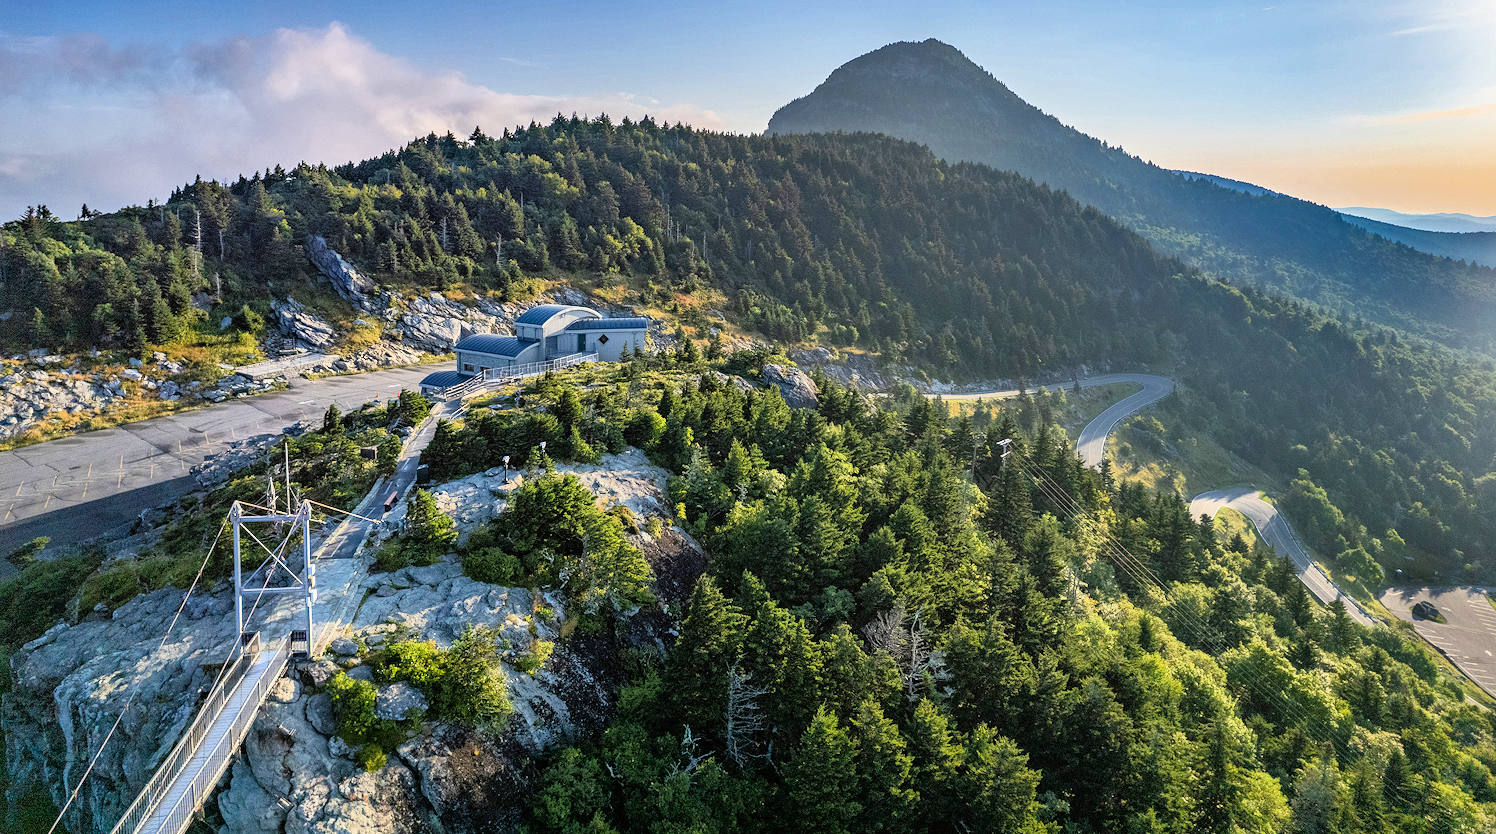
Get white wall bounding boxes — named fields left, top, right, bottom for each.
left=579, top=328, right=645, bottom=362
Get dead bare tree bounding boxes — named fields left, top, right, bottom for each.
left=862, top=603, right=946, bottom=700
left=723, top=659, right=768, bottom=769
left=667, top=726, right=710, bottom=779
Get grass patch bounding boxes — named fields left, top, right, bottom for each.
left=1107, top=406, right=1277, bottom=499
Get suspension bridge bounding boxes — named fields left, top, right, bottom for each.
left=46, top=402, right=450, bottom=834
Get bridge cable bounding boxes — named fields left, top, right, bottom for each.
left=46, top=517, right=228, bottom=834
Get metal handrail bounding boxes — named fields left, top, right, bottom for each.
left=110, top=634, right=290, bottom=834
left=108, top=635, right=259, bottom=833
left=437, top=352, right=597, bottom=401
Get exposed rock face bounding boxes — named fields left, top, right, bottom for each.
left=305, top=235, right=376, bottom=310
left=762, top=363, right=820, bottom=408
left=376, top=683, right=428, bottom=721
left=3, top=588, right=241, bottom=833
left=273, top=298, right=338, bottom=350
left=389, top=294, right=509, bottom=354
left=790, top=347, right=892, bottom=391
left=0, top=368, right=124, bottom=440
left=302, top=342, right=427, bottom=376
left=410, top=447, right=672, bottom=539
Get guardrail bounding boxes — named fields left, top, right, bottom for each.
left=436, top=352, right=597, bottom=401
left=110, top=634, right=292, bottom=834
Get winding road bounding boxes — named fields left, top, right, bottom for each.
left=934, top=372, right=1375, bottom=626
left=1190, top=488, right=1375, bottom=626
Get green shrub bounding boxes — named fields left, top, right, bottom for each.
left=463, top=546, right=523, bottom=585
left=0, top=553, right=99, bottom=649
left=326, top=672, right=378, bottom=743
left=432, top=626, right=512, bottom=730
left=77, top=562, right=142, bottom=614
left=377, top=639, right=446, bottom=689
left=373, top=540, right=413, bottom=573
left=356, top=743, right=387, bottom=772
left=513, top=639, right=554, bottom=675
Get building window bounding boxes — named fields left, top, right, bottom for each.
left=463, top=363, right=475, bottom=372
left=597, top=334, right=609, bottom=345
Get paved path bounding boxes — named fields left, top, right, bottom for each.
left=1190, top=488, right=1376, bottom=627
left=0, top=364, right=440, bottom=557
left=1379, top=587, right=1496, bottom=697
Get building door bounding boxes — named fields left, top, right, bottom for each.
left=577, top=333, right=587, bottom=353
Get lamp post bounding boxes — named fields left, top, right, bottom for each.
left=502, top=455, right=510, bottom=483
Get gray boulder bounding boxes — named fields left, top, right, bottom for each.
left=272, top=299, right=337, bottom=349
left=762, top=363, right=820, bottom=409
left=305, top=235, right=376, bottom=309
left=375, top=682, right=429, bottom=721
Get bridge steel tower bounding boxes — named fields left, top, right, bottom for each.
left=229, top=500, right=316, bottom=655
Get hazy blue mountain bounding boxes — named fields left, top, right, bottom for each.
left=1337, top=214, right=1496, bottom=268
left=768, top=38, right=1496, bottom=350
left=1339, top=206, right=1496, bottom=234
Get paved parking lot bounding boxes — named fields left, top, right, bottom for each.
left=0, top=365, right=438, bottom=559
left=1379, top=586, right=1496, bottom=697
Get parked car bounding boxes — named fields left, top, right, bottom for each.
left=1412, top=600, right=1442, bottom=621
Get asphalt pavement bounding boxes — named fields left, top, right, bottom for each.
left=931, top=373, right=1174, bottom=469
left=1190, top=488, right=1376, bottom=627
left=1379, top=586, right=1496, bottom=698
left=0, top=364, right=440, bottom=556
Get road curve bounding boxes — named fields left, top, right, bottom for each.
left=941, top=372, right=1377, bottom=628
left=1072, top=375, right=1173, bottom=469
left=1189, top=488, right=1375, bottom=626
left=929, top=373, right=1173, bottom=469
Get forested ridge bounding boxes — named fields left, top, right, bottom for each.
left=7, top=116, right=1496, bottom=583
left=767, top=38, right=1496, bottom=351
left=3, top=114, right=1496, bottom=832
left=410, top=362, right=1496, bottom=832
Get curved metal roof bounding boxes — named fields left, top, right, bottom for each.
left=515, top=304, right=599, bottom=325
left=455, top=334, right=534, bottom=356
left=420, top=370, right=471, bottom=388
left=564, top=317, right=650, bottom=331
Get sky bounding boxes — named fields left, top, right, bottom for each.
left=3, top=0, right=1496, bottom=219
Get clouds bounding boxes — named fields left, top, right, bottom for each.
left=0, top=23, right=726, bottom=219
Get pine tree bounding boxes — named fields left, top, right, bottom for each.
left=784, top=706, right=860, bottom=834
left=403, top=488, right=458, bottom=563
left=666, top=576, right=745, bottom=735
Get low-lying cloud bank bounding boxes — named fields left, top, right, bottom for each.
left=0, top=23, right=726, bottom=219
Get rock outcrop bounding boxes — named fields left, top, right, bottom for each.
left=0, top=369, right=122, bottom=439
left=301, top=342, right=427, bottom=376
left=272, top=298, right=338, bottom=350
left=305, top=236, right=376, bottom=310
left=762, top=362, right=820, bottom=408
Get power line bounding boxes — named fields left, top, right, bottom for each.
left=1001, top=448, right=1434, bottom=817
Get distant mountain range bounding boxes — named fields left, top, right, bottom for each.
left=768, top=39, right=1496, bottom=349
left=1338, top=207, right=1496, bottom=234
left=1174, top=171, right=1496, bottom=269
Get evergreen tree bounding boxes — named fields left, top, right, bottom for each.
left=784, top=706, right=860, bottom=834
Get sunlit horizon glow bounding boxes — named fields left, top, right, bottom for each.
left=2, top=0, right=1495, bottom=218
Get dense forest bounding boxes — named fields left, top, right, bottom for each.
left=767, top=38, right=1496, bottom=351
left=401, top=361, right=1495, bottom=832
left=5, top=117, right=1496, bottom=586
